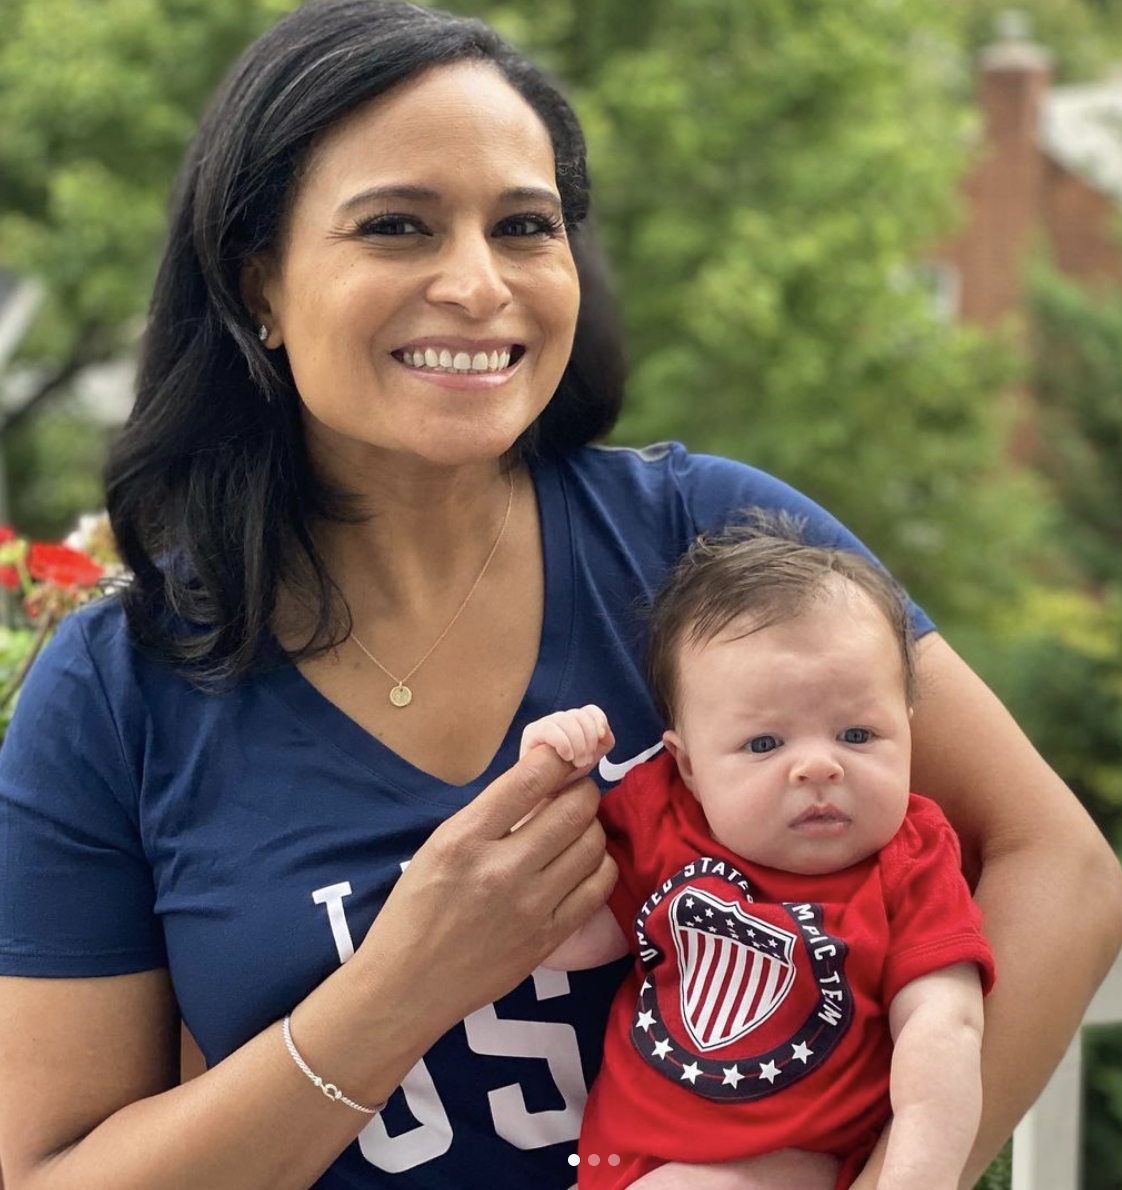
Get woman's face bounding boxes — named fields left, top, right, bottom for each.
left=253, top=63, right=580, bottom=473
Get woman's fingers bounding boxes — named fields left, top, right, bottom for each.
left=370, top=773, right=611, bottom=1016
left=537, top=808, right=612, bottom=903
left=464, top=743, right=588, bottom=840
left=549, top=849, right=619, bottom=942
left=505, top=775, right=603, bottom=872
left=360, top=737, right=618, bottom=1018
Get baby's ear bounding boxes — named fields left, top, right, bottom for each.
left=662, top=729, right=697, bottom=794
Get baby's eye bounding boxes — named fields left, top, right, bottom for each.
left=747, top=735, right=781, bottom=754
left=839, top=727, right=873, bottom=745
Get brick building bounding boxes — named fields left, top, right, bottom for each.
left=937, top=15, right=1122, bottom=326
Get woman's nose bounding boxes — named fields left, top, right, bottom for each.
left=426, top=234, right=513, bottom=318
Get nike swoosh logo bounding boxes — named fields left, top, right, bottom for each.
left=598, top=741, right=664, bottom=783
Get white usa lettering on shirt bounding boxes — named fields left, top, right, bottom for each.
left=310, top=871, right=587, bottom=1173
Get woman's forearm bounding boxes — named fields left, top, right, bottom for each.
left=9, top=746, right=609, bottom=1190
left=903, top=634, right=1122, bottom=1187
left=848, top=826, right=1121, bottom=1190
left=961, top=832, right=1122, bottom=1185
left=19, top=950, right=434, bottom=1190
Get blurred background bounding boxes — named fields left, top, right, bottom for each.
left=1, top=1, right=1120, bottom=1186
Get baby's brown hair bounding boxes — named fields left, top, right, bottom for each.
left=648, top=513, right=916, bottom=726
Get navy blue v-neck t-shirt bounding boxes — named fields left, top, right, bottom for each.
left=0, top=443, right=933, bottom=1189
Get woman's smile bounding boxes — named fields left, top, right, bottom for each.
left=391, top=338, right=526, bottom=389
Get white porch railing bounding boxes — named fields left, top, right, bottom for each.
left=1012, top=953, right=1122, bottom=1190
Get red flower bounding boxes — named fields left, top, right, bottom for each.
left=0, top=526, right=20, bottom=592
left=28, top=542, right=104, bottom=589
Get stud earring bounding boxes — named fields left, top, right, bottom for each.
left=257, top=324, right=268, bottom=343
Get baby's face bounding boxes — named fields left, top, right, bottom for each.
left=664, top=578, right=912, bottom=876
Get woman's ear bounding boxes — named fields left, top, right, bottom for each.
left=663, top=729, right=697, bottom=795
left=240, top=254, right=282, bottom=348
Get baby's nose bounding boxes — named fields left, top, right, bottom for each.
left=791, top=751, right=844, bottom=784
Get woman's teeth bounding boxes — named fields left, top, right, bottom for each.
left=401, top=347, right=512, bottom=373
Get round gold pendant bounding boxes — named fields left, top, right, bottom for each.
left=389, top=683, right=413, bottom=708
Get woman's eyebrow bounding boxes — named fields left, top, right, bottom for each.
left=337, top=184, right=562, bottom=215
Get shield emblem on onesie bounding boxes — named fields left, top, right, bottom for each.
left=670, top=886, right=797, bottom=1052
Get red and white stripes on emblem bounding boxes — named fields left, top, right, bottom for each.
left=671, top=888, right=796, bottom=1052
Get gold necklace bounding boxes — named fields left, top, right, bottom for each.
left=349, top=471, right=515, bottom=708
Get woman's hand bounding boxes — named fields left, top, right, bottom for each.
left=352, top=742, right=618, bottom=1033
left=0, top=745, right=615, bottom=1190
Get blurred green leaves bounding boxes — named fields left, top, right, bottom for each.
left=445, top=0, right=1038, bottom=627
left=0, top=0, right=298, bottom=359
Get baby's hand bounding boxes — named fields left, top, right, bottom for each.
left=520, top=705, right=612, bottom=770
left=511, top=707, right=613, bottom=835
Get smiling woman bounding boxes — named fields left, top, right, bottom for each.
left=246, top=63, right=580, bottom=476
left=0, top=3, right=1119, bottom=1190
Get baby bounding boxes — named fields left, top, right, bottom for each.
left=520, top=530, right=995, bottom=1190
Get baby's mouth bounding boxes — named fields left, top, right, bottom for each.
left=791, top=804, right=850, bottom=828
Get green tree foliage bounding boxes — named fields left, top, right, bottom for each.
left=1032, top=269, right=1122, bottom=588
left=445, top=0, right=1040, bottom=630
left=0, top=0, right=302, bottom=533
left=961, top=580, right=1122, bottom=848
left=0, top=0, right=298, bottom=366
left=1021, top=269, right=1122, bottom=844
left=1001, top=267, right=1122, bottom=1190
left=1086, top=1026, right=1122, bottom=1190
left=2, top=410, right=108, bottom=538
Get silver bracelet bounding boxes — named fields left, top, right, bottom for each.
left=281, top=1013, right=386, bottom=1115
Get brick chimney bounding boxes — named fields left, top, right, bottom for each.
left=959, top=12, right=1052, bottom=324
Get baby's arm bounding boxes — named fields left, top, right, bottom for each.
left=879, top=962, right=985, bottom=1190
left=540, top=902, right=628, bottom=970
left=519, top=707, right=629, bottom=970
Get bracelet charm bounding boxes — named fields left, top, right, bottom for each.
left=281, top=1013, right=386, bottom=1116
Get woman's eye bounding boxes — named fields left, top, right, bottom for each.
left=747, top=735, right=781, bottom=754
left=497, top=212, right=565, bottom=238
left=839, top=727, right=873, bottom=745
left=355, top=214, right=426, bottom=236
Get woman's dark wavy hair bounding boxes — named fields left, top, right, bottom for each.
left=105, top=0, right=626, bottom=686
